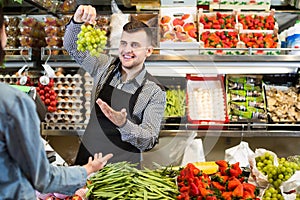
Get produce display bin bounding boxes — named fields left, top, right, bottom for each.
left=209, top=0, right=271, bottom=11
left=198, top=29, right=242, bottom=55
left=236, top=9, right=278, bottom=32
left=186, top=74, right=229, bottom=129
left=161, top=0, right=197, bottom=7
left=159, top=6, right=199, bottom=55
left=226, top=74, right=268, bottom=124
left=198, top=8, right=238, bottom=30
left=238, top=30, right=280, bottom=55
left=263, top=74, right=300, bottom=125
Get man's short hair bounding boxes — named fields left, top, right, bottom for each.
left=123, top=20, right=153, bottom=45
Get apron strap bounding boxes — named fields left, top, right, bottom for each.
left=94, top=58, right=120, bottom=99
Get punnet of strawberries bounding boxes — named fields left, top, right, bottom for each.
left=176, top=160, right=259, bottom=200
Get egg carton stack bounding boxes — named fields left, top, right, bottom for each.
left=43, top=74, right=86, bottom=130
left=83, top=72, right=93, bottom=124
left=0, top=72, right=40, bottom=86
left=0, top=74, right=19, bottom=84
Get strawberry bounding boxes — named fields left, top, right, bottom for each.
left=232, top=184, right=243, bottom=198
left=243, top=182, right=259, bottom=196
left=211, top=172, right=229, bottom=184
left=212, top=181, right=225, bottom=191
left=222, top=191, right=232, bottom=200
left=199, top=187, right=214, bottom=197
left=243, top=190, right=255, bottom=199
left=227, top=177, right=241, bottom=191
left=215, top=160, right=229, bottom=168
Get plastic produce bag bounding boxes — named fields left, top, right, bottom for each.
left=142, top=132, right=200, bottom=168
left=109, top=0, right=130, bottom=56
left=225, top=141, right=254, bottom=168
left=248, top=148, right=279, bottom=188
left=180, top=132, right=205, bottom=166
left=279, top=171, right=300, bottom=200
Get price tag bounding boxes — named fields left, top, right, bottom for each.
left=42, top=64, right=55, bottom=78
left=17, top=64, right=28, bottom=76
left=19, top=76, right=28, bottom=85
left=39, top=76, right=50, bottom=85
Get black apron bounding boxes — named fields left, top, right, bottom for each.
left=75, top=63, right=149, bottom=166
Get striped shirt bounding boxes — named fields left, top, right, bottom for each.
left=63, top=20, right=166, bottom=151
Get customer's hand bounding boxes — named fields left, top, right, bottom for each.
left=83, top=153, right=113, bottom=175
left=73, top=5, right=97, bottom=24
left=96, top=98, right=127, bottom=127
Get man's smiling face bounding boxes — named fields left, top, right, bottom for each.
left=119, top=29, right=152, bottom=70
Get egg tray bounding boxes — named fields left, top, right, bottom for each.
left=186, top=74, right=229, bottom=129
left=43, top=123, right=87, bottom=131
left=56, top=101, right=83, bottom=110
left=45, top=112, right=83, bottom=123
left=54, top=74, right=82, bottom=83
left=43, top=74, right=87, bottom=130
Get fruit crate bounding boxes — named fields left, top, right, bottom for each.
left=226, top=74, right=268, bottom=124
left=186, top=74, right=229, bottom=129
left=238, top=30, right=280, bottom=55
left=160, top=0, right=196, bottom=7
left=198, top=29, right=243, bottom=55
left=209, top=0, right=271, bottom=11
left=159, top=6, right=199, bottom=55
left=236, top=9, right=278, bottom=32
left=198, top=8, right=238, bottom=30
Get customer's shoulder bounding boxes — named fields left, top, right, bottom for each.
left=0, top=83, right=32, bottom=104
left=1, top=83, right=22, bottom=96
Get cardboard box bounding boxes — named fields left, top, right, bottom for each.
left=198, top=8, right=238, bottom=30
left=198, top=29, right=241, bottom=55
left=160, top=41, right=200, bottom=55
left=159, top=7, right=199, bottom=55
left=237, top=9, right=278, bottom=32
left=238, top=30, right=280, bottom=55
left=161, top=0, right=197, bottom=7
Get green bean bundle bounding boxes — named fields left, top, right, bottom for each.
left=86, top=162, right=178, bottom=200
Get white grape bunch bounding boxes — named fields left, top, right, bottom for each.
left=76, top=24, right=108, bottom=57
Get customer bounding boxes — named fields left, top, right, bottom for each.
left=0, top=7, right=113, bottom=199
left=64, top=5, right=166, bottom=166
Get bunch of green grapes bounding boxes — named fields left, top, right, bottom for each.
left=256, top=152, right=300, bottom=189
left=272, top=157, right=299, bottom=189
left=255, top=152, right=275, bottom=176
left=76, top=24, right=107, bottom=57
left=262, top=186, right=284, bottom=200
